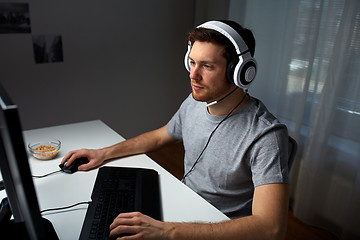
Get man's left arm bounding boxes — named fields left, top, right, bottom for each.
left=109, top=183, right=289, bottom=240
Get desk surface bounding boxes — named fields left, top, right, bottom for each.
left=0, top=120, right=229, bottom=239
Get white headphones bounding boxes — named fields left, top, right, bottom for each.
left=184, top=21, right=257, bottom=89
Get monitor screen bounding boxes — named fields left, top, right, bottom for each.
left=0, top=83, right=58, bottom=239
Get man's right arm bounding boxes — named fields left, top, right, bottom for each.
left=61, top=125, right=176, bottom=171
left=101, top=125, right=176, bottom=160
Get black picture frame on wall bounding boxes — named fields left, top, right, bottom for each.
left=0, top=3, right=31, bottom=34
left=32, top=34, right=64, bottom=64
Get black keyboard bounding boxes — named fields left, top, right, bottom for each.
left=79, top=166, right=162, bottom=240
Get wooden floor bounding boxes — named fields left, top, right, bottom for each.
left=146, top=142, right=338, bottom=240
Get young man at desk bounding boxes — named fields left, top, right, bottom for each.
left=62, top=20, right=289, bottom=240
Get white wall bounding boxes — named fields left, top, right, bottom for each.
left=0, top=0, right=194, bottom=138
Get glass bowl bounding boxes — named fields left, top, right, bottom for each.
left=28, top=139, right=61, bottom=160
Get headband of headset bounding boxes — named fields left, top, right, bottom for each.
left=184, top=20, right=257, bottom=89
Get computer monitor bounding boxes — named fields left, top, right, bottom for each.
left=0, top=83, right=58, bottom=239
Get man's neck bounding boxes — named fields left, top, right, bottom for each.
left=207, top=88, right=248, bottom=116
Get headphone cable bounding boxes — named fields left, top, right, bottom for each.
left=182, top=92, right=249, bottom=183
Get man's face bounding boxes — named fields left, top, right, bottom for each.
left=188, top=41, right=233, bottom=103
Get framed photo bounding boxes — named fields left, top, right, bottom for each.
left=0, top=3, right=31, bottom=33
left=32, top=34, right=64, bottom=64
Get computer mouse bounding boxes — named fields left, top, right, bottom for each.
left=59, top=157, right=89, bottom=174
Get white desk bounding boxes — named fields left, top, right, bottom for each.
left=0, top=120, right=229, bottom=239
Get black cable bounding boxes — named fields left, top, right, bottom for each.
left=182, top=92, right=249, bottom=183
left=40, top=201, right=91, bottom=214
left=214, top=87, right=238, bottom=104
left=32, top=170, right=62, bottom=178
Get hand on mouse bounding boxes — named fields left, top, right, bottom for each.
left=61, top=148, right=106, bottom=171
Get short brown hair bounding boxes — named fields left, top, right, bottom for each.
left=186, top=20, right=255, bottom=63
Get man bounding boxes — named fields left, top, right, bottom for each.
left=62, top=20, right=289, bottom=239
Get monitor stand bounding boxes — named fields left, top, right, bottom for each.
left=1, top=217, right=59, bottom=239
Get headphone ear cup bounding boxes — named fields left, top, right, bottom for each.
left=184, top=44, right=191, bottom=72
left=234, top=59, right=257, bottom=89
left=241, top=61, right=257, bottom=86
left=226, top=58, right=238, bottom=84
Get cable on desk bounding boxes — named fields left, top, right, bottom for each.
left=0, top=170, right=62, bottom=191
left=32, top=170, right=62, bottom=178
left=40, top=201, right=91, bottom=214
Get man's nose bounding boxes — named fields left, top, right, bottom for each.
left=189, top=65, right=200, bottom=80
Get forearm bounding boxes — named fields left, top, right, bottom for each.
left=100, top=125, right=174, bottom=161
left=109, top=184, right=288, bottom=240
left=110, top=213, right=282, bottom=240
left=100, top=133, right=155, bottom=160
left=166, top=214, right=286, bottom=240
left=166, top=184, right=289, bottom=240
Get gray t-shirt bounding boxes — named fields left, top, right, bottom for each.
left=167, top=93, right=289, bottom=218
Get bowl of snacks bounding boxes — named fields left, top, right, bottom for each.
left=28, top=139, right=61, bottom=160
